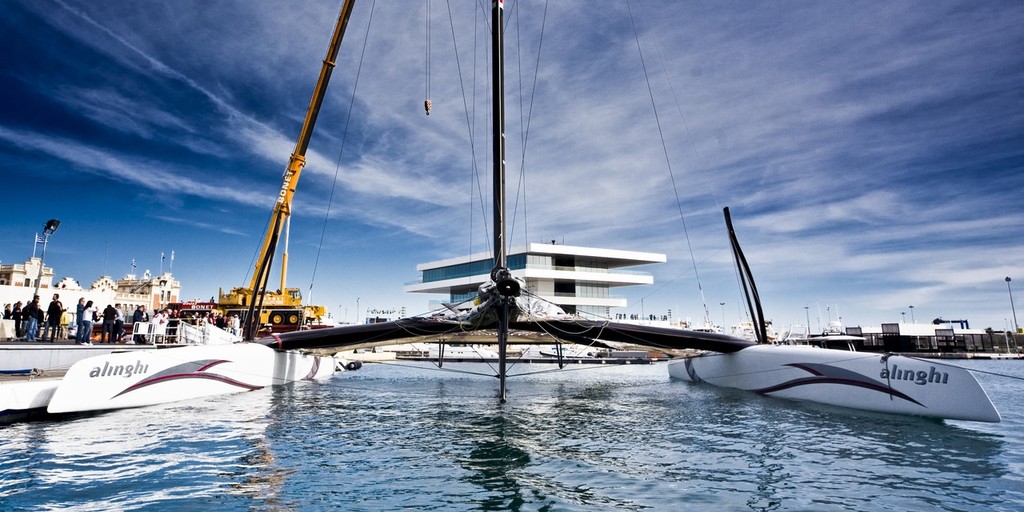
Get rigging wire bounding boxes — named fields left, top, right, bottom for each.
left=624, top=0, right=714, bottom=326
left=307, top=0, right=378, bottom=304
left=442, top=0, right=491, bottom=260
left=508, top=0, right=550, bottom=249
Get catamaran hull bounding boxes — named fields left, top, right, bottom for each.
left=45, top=343, right=335, bottom=414
left=0, top=379, right=60, bottom=422
left=667, top=345, right=1000, bottom=422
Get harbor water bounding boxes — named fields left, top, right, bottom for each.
left=1, top=359, right=1022, bottom=511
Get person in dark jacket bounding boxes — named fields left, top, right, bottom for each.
left=101, top=304, right=117, bottom=343
left=43, top=293, right=63, bottom=341
left=22, top=297, right=40, bottom=341
left=132, top=305, right=149, bottom=344
left=12, top=301, right=23, bottom=338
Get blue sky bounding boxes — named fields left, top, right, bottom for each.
left=2, top=0, right=1022, bottom=331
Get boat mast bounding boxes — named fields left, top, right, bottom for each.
left=492, top=0, right=507, bottom=269
left=490, top=0, right=515, bottom=402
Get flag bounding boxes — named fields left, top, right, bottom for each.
left=171, top=250, right=175, bottom=261
left=161, top=252, right=165, bottom=262
left=132, top=258, right=137, bottom=269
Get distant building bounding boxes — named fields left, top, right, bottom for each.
left=0, top=257, right=181, bottom=330
left=848, top=322, right=1020, bottom=354
left=0, top=257, right=54, bottom=290
left=405, top=242, right=666, bottom=319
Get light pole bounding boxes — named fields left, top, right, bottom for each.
left=901, top=311, right=906, bottom=323
left=909, top=305, right=915, bottom=323
left=32, top=219, right=61, bottom=299
left=356, top=297, right=360, bottom=324
left=1007, top=277, right=1019, bottom=334
left=804, top=306, right=810, bottom=335
left=720, top=302, right=726, bottom=331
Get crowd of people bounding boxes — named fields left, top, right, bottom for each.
left=3, top=296, right=243, bottom=343
left=2, top=293, right=71, bottom=342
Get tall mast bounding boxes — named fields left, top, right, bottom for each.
left=491, top=0, right=511, bottom=402
left=491, top=0, right=507, bottom=270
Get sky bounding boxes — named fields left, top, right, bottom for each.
left=1, top=0, right=1022, bottom=331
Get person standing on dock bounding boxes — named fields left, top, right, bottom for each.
left=60, top=307, right=71, bottom=340
left=12, top=301, right=23, bottom=338
left=42, top=293, right=63, bottom=342
left=78, top=300, right=96, bottom=345
left=22, top=296, right=40, bottom=341
left=101, top=304, right=117, bottom=343
left=75, top=298, right=86, bottom=343
left=113, top=304, right=125, bottom=343
left=132, top=305, right=149, bottom=343
left=150, top=308, right=169, bottom=343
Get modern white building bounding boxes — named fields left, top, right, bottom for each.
left=404, top=242, right=666, bottom=319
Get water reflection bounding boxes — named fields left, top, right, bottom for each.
left=1, top=361, right=1019, bottom=510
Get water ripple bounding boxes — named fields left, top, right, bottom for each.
left=1, top=360, right=1021, bottom=511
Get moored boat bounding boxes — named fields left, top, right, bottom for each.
left=667, top=344, right=1000, bottom=422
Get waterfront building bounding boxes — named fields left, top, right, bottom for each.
left=0, top=257, right=181, bottom=339
left=0, top=257, right=55, bottom=290
left=847, top=322, right=1020, bottom=354
left=405, top=242, right=666, bottom=320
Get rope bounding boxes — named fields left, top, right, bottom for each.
left=307, top=0, right=378, bottom=303
left=625, top=0, right=712, bottom=325
left=508, top=0, right=549, bottom=248
left=443, top=0, right=491, bottom=260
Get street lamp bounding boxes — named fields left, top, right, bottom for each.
left=1007, top=277, right=1019, bottom=334
left=909, top=305, right=915, bottom=323
left=901, top=311, right=906, bottom=323
left=32, top=219, right=61, bottom=299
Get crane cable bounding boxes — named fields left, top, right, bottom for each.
left=424, top=0, right=432, bottom=114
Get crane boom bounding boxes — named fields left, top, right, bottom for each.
left=225, top=0, right=357, bottom=340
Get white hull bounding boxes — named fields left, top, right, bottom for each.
left=1, top=343, right=336, bottom=419
left=667, top=345, right=1000, bottom=422
left=0, top=342, right=159, bottom=373
left=0, top=378, right=61, bottom=420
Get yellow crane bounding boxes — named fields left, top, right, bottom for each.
left=219, top=0, right=357, bottom=339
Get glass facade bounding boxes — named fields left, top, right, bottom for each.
left=422, top=253, right=528, bottom=283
